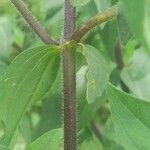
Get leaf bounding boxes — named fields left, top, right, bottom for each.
left=26, top=129, right=62, bottom=150
left=79, top=94, right=106, bottom=128
left=104, top=117, right=126, bottom=150
left=100, top=20, right=118, bottom=60
left=70, top=0, right=91, bottom=7
left=0, top=145, right=10, bottom=150
left=123, top=39, right=136, bottom=64
left=79, top=136, right=103, bottom=150
left=107, top=83, right=150, bottom=150
left=19, top=114, right=32, bottom=144
left=104, top=117, right=117, bottom=142
left=117, top=12, right=131, bottom=45
left=120, top=0, right=150, bottom=54
left=78, top=128, right=103, bottom=150
left=0, top=17, right=14, bottom=59
left=76, top=65, right=105, bottom=128
left=32, top=93, right=62, bottom=140
left=122, top=48, right=150, bottom=80
left=0, top=61, right=8, bottom=76
left=121, top=48, right=150, bottom=100
left=94, top=0, right=111, bottom=12
left=0, top=45, right=60, bottom=146
left=82, top=44, right=109, bottom=103
left=121, top=69, right=150, bottom=101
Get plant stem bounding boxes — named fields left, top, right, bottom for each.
left=72, top=5, right=118, bottom=42
left=63, top=0, right=76, bottom=150
left=114, top=38, right=124, bottom=70
left=114, top=38, right=129, bottom=92
left=91, top=121, right=102, bottom=141
left=10, top=0, right=57, bottom=45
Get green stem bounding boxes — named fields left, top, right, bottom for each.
left=63, top=0, right=76, bottom=150
left=72, top=5, right=118, bottom=42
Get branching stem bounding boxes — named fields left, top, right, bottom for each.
left=72, top=5, right=119, bottom=42
left=10, top=0, right=57, bottom=45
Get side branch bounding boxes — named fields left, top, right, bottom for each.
left=72, top=5, right=119, bottom=42
left=10, top=0, right=57, bottom=45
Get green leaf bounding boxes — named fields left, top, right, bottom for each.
left=117, top=12, right=131, bottom=45
left=100, top=20, right=118, bottom=60
left=104, top=117, right=117, bottom=142
left=0, top=17, right=14, bottom=59
left=104, top=117, right=126, bottom=150
left=82, top=44, right=109, bottom=103
left=0, top=145, right=10, bottom=150
left=120, top=0, right=150, bottom=54
left=26, top=129, right=62, bottom=150
left=76, top=65, right=105, bottom=128
left=70, top=0, right=91, bottom=7
left=107, top=83, right=150, bottom=150
left=78, top=128, right=103, bottom=149
left=79, top=94, right=106, bottom=128
left=79, top=136, right=103, bottom=150
left=32, top=93, right=62, bottom=139
left=121, top=69, right=150, bottom=101
left=123, top=39, right=136, bottom=64
left=0, top=46, right=60, bottom=145
left=121, top=48, right=150, bottom=100
left=123, top=48, right=150, bottom=80
left=94, top=0, right=111, bottom=12
left=0, top=61, right=8, bottom=76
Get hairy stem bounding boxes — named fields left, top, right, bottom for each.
left=72, top=5, right=118, bottom=42
left=10, top=0, right=57, bottom=45
left=63, top=0, right=76, bottom=150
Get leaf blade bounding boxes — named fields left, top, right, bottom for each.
left=0, top=46, right=60, bottom=145
left=107, top=84, right=150, bottom=150
left=120, top=0, right=150, bottom=54
left=82, top=44, right=109, bottom=103
left=26, top=129, right=63, bottom=150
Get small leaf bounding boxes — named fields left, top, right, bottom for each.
left=26, top=129, right=63, bottom=150
left=107, top=83, right=150, bottom=150
left=70, top=0, right=91, bottom=7
left=0, top=45, right=60, bottom=145
left=82, top=44, right=109, bottom=103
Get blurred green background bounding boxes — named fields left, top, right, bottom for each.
left=1, top=0, right=150, bottom=150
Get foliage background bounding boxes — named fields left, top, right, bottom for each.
left=0, top=0, right=150, bottom=150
